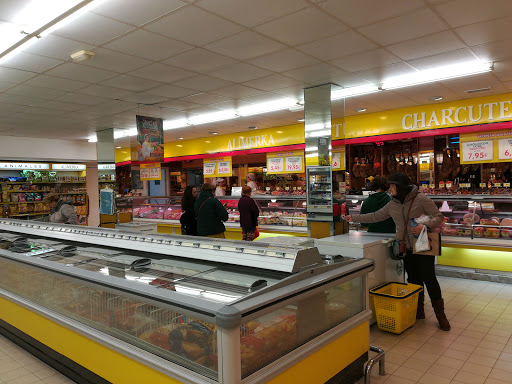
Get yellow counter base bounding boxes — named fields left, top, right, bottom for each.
left=157, top=224, right=307, bottom=240
left=438, top=244, right=512, bottom=272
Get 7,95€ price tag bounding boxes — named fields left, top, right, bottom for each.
left=462, top=140, right=493, bottom=162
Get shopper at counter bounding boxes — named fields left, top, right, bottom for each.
left=246, top=173, right=258, bottom=190
left=180, top=186, right=198, bottom=236
left=215, top=178, right=226, bottom=197
left=238, top=186, right=259, bottom=241
left=360, top=176, right=396, bottom=233
left=346, top=173, right=450, bottom=331
left=195, top=183, right=228, bottom=238
left=43, top=193, right=78, bottom=225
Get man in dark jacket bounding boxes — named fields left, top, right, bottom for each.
left=194, top=183, right=228, bottom=237
left=360, top=176, right=396, bottom=233
left=238, top=186, right=259, bottom=241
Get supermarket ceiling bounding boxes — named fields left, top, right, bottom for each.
left=1, top=0, right=512, bottom=145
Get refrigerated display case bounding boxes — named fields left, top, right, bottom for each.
left=0, top=219, right=373, bottom=384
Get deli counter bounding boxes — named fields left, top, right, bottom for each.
left=0, top=218, right=373, bottom=384
left=118, top=195, right=308, bottom=238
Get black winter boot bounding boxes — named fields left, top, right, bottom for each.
left=432, top=298, right=451, bottom=331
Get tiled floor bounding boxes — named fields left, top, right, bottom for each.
left=0, top=335, right=75, bottom=384
left=361, top=276, right=512, bottom=384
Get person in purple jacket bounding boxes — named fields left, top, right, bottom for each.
left=238, top=186, right=259, bottom=241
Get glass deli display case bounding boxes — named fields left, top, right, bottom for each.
left=0, top=219, right=373, bottom=384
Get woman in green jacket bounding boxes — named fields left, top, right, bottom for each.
left=360, top=177, right=396, bottom=233
left=194, top=183, right=229, bottom=238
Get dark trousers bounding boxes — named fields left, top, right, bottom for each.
left=404, top=251, right=442, bottom=301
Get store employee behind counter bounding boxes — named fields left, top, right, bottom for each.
left=360, top=176, right=396, bottom=233
left=346, top=173, right=450, bottom=331
left=43, top=193, right=78, bottom=225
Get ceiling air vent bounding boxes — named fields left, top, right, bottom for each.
left=465, top=87, right=492, bottom=94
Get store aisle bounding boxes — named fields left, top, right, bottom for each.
left=0, top=335, right=75, bottom=384
left=361, top=276, right=512, bottom=384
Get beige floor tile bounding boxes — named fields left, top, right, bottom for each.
left=468, top=352, right=498, bottom=368
left=461, top=329, right=488, bottom=340
left=488, top=328, right=512, bottom=338
left=410, top=350, right=441, bottom=363
left=33, top=367, right=59, bottom=380
left=383, top=361, right=401, bottom=375
left=453, top=370, right=488, bottom=384
left=480, top=340, right=506, bottom=352
left=442, top=347, right=471, bottom=361
left=401, top=357, right=433, bottom=373
left=388, top=345, right=419, bottom=358
left=436, top=355, right=465, bottom=369
left=500, top=351, right=512, bottom=363
left=393, top=366, right=424, bottom=382
left=484, top=334, right=510, bottom=344
left=461, top=361, right=493, bottom=376
left=489, top=368, right=512, bottom=383
left=495, top=360, right=512, bottom=373
left=473, top=347, right=504, bottom=359
left=6, top=373, right=42, bottom=384
left=0, top=367, right=31, bottom=382
left=426, top=364, right=459, bottom=380
left=418, top=372, right=451, bottom=384
left=385, top=351, right=409, bottom=366
left=379, top=375, right=415, bottom=384
left=450, top=339, right=478, bottom=353
left=485, top=378, right=511, bottom=384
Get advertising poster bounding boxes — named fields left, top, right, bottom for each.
left=136, top=115, right=164, bottom=162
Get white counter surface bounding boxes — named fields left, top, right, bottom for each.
left=315, top=231, right=395, bottom=249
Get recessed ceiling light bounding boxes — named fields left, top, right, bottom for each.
left=354, top=108, right=367, bottom=112
left=115, top=146, right=121, bottom=149
left=428, top=96, right=443, bottom=101
left=297, top=118, right=305, bottom=122
left=209, top=131, right=218, bottom=135
left=248, top=126, right=257, bottom=130
left=177, top=137, right=184, bottom=140
left=465, top=86, right=492, bottom=94
left=71, top=50, right=95, bottom=62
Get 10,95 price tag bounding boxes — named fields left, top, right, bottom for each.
left=499, top=138, right=512, bottom=160
left=462, top=140, right=493, bottom=162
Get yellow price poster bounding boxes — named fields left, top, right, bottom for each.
left=203, top=156, right=232, bottom=178
left=266, top=150, right=304, bottom=174
left=459, top=129, right=512, bottom=164
left=140, top=163, right=161, bottom=180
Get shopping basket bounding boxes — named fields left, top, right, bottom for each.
left=370, top=282, right=423, bottom=334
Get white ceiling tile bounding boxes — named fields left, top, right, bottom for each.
left=355, top=62, right=417, bottom=83
left=332, top=73, right=373, bottom=88
left=180, top=93, right=231, bottom=106
left=173, top=75, right=233, bottom=92
left=104, top=29, right=192, bottom=61
left=323, top=0, right=425, bottom=27
left=84, top=48, right=152, bottom=73
left=0, top=94, right=47, bottom=107
left=146, top=84, right=198, bottom=99
left=55, top=93, right=110, bottom=106
left=121, top=93, right=169, bottom=105
left=208, top=99, right=254, bottom=110
left=0, top=81, right=16, bottom=92
left=0, top=0, right=31, bottom=22
left=22, top=35, right=93, bottom=61
left=386, top=31, right=466, bottom=61
left=209, top=85, right=264, bottom=99
left=250, top=48, right=319, bottom=72
left=92, top=0, right=186, bottom=26
left=330, top=48, right=402, bottom=72
left=204, top=30, right=286, bottom=60
left=435, top=0, right=512, bottom=28
left=243, top=74, right=302, bottom=92
left=359, top=91, right=416, bottom=110
left=163, top=48, right=236, bottom=73
left=158, top=99, right=202, bottom=111
left=283, top=63, right=347, bottom=84
left=239, top=92, right=294, bottom=105
left=406, top=49, right=478, bottom=70
left=387, top=83, right=459, bottom=105
left=491, top=58, right=512, bottom=82
left=297, top=30, right=378, bottom=61
left=440, top=72, right=507, bottom=94
left=455, top=17, right=512, bottom=46
left=270, top=85, right=307, bottom=99
left=0, top=67, right=36, bottom=83
left=145, top=6, right=243, bottom=46
left=255, top=8, right=348, bottom=46
left=0, top=52, right=63, bottom=73
left=471, top=40, right=512, bottom=62
left=53, top=12, right=134, bottom=45
left=81, top=100, right=136, bottom=115
left=38, top=100, right=85, bottom=112
left=209, top=63, right=272, bottom=83
left=100, top=75, right=162, bottom=92
left=74, top=84, right=135, bottom=100
left=127, top=63, right=196, bottom=83
left=5, top=85, right=67, bottom=100
left=196, top=0, right=307, bottom=27
left=359, top=9, right=447, bottom=46
left=45, top=63, right=118, bottom=83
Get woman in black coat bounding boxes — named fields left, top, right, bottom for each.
left=180, top=186, right=198, bottom=235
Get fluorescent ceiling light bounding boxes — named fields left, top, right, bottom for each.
left=331, top=84, right=380, bottom=101
left=188, top=110, right=237, bottom=125
left=383, top=61, right=492, bottom=90
left=88, top=136, right=98, bottom=143
left=163, top=119, right=188, bottom=130
left=305, top=123, right=329, bottom=132
left=114, top=128, right=137, bottom=139
left=306, top=129, right=331, bottom=137
left=237, top=98, right=297, bottom=117
left=305, top=152, right=319, bottom=158
left=305, top=147, right=319, bottom=152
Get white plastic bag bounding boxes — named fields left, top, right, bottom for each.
left=414, top=225, right=430, bottom=253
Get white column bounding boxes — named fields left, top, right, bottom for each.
left=86, top=162, right=99, bottom=227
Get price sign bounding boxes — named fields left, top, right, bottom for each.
left=439, top=181, right=445, bottom=189
left=499, top=138, right=512, bottom=160
left=429, top=184, right=435, bottom=189
left=332, top=152, right=341, bottom=170
left=204, top=163, right=216, bottom=176
left=446, top=181, right=452, bottom=189
left=462, top=140, right=493, bottom=162
left=505, top=183, right=511, bottom=188
left=140, top=168, right=150, bottom=179
left=286, top=156, right=303, bottom=172
left=479, top=183, right=486, bottom=188
left=494, top=183, right=502, bottom=188
left=149, top=167, right=160, bottom=179
left=217, top=161, right=231, bottom=175
left=268, top=157, right=284, bottom=173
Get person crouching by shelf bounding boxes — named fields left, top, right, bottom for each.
left=43, top=193, right=78, bottom=225
left=195, top=183, right=228, bottom=238
left=180, top=185, right=198, bottom=236
left=238, top=186, right=259, bottom=241
left=345, top=173, right=450, bottom=331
